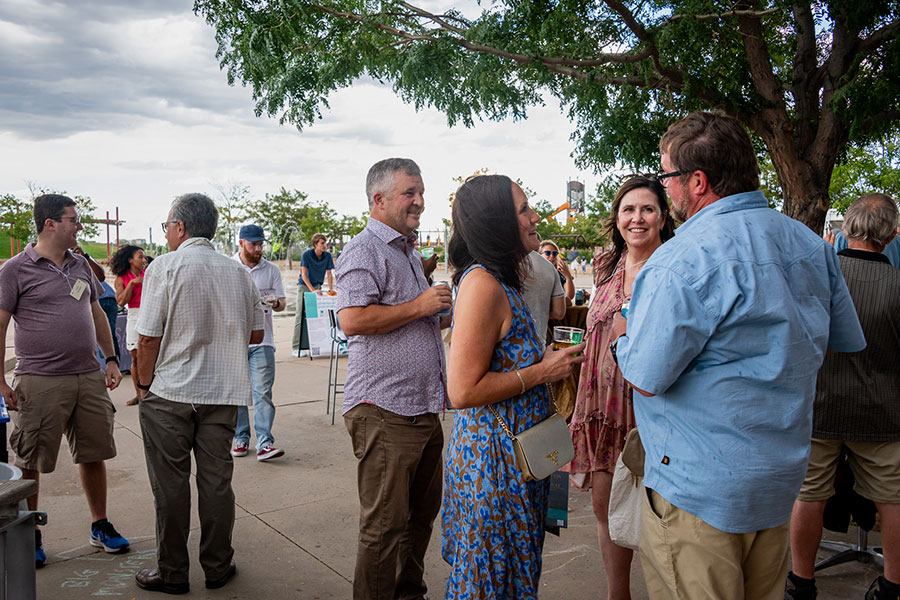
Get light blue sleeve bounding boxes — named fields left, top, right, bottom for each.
left=617, top=266, right=715, bottom=395
left=833, top=230, right=848, bottom=251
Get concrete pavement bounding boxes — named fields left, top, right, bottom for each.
left=6, top=265, right=883, bottom=599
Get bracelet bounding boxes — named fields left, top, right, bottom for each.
left=515, top=369, right=526, bottom=395
left=104, top=356, right=118, bottom=364
left=136, top=382, right=152, bottom=391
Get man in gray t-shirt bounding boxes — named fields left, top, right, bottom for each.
left=521, top=250, right=565, bottom=346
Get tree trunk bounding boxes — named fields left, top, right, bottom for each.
left=752, top=111, right=837, bottom=236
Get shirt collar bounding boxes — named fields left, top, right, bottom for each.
left=365, top=217, right=418, bottom=247
left=178, top=237, right=214, bottom=251
left=675, top=190, right=770, bottom=237
left=838, top=248, right=892, bottom=264
left=23, top=242, right=80, bottom=268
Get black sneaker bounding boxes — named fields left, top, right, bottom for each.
left=866, top=576, right=900, bottom=600
left=785, top=571, right=817, bottom=600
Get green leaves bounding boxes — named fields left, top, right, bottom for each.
left=194, top=0, right=900, bottom=230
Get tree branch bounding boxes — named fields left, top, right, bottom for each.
left=858, top=19, right=900, bottom=55
left=791, top=3, right=818, bottom=148
left=667, top=8, right=778, bottom=23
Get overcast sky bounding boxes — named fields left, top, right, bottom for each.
left=0, top=0, right=597, bottom=244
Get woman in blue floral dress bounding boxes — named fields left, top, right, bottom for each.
left=442, top=175, right=585, bottom=599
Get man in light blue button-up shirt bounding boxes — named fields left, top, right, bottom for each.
left=617, top=112, right=866, bottom=599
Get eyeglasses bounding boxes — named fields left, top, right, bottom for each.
left=54, top=216, right=81, bottom=225
left=542, top=250, right=559, bottom=258
left=161, top=220, right=180, bottom=233
left=654, top=170, right=682, bottom=185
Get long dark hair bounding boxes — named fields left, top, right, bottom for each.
left=595, top=176, right=675, bottom=284
left=448, top=175, right=530, bottom=290
left=110, top=245, right=143, bottom=277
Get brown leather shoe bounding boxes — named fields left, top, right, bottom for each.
left=205, top=560, right=236, bottom=589
left=134, top=569, right=189, bottom=595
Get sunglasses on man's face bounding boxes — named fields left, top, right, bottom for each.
left=542, top=250, right=559, bottom=258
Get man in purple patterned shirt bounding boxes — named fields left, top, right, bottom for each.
left=337, top=158, right=452, bottom=600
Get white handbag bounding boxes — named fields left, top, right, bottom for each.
left=608, top=428, right=644, bottom=550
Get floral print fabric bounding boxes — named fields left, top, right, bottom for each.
left=441, top=265, right=552, bottom=600
left=568, top=251, right=634, bottom=482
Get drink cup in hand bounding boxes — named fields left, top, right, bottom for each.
left=432, top=282, right=451, bottom=315
left=553, top=326, right=585, bottom=351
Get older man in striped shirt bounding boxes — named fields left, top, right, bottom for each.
left=133, top=193, right=264, bottom=595
left=787, top=193, right=900, bottom=600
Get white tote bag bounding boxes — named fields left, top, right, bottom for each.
left=608, top=452, right=643, bottom=550
left=607, top=428, right=644, bottom=550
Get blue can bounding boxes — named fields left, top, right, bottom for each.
left=0, top=395, right=9, bottom=423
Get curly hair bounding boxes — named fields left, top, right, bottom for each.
left=110, top=245, right=144, bottom=277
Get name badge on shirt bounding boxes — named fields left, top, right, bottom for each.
left=70, top=278, right=87, bottom=301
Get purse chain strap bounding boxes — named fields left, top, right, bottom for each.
left=486, top=381, right=559, bottom=441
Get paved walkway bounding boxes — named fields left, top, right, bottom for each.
left=5, top=265, right=883, bottom=598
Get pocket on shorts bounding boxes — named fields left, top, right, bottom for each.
left=9, top=407, right=44, bottom=467
left=645, top=487, right=670, bottom=522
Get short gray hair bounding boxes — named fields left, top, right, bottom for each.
left=365, top=158, right=421, bottom=210
left=843, top=193, right=900, bottom=247
left=171, top=193, right=219, bottom=240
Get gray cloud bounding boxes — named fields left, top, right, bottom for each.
left=0, top=0, right=267, bottom=140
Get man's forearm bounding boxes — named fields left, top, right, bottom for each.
left=137, top=335, right=162, bottom=387
left=327, top=271, right=334, bottom=291
left=339, top=301, right=424, bottom=336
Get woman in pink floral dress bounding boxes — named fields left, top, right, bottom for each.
left=568, top=176, right=674, bottom=599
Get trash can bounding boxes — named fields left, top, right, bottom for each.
left=0, top=462, right=46, bottom=600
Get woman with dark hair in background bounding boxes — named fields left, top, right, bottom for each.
left=110, top=244, right=146, bottom=405
left=568, top=176, right=674, bottom=599
left=441, top=175, right=584, bottom=599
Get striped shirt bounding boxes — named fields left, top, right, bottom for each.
left=813, top=249, right=900, bottom=442
left=336, top=218, right=447, bottom=416
left=137, top=237, right=265, bottom=405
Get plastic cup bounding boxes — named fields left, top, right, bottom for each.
left=432, top=281, right=451, bottom=315
left=553, top=326, right=584, bottom=350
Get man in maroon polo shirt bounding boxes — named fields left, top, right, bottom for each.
left=0, top=194, right=129, bottom=568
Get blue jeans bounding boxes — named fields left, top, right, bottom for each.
left=235, top=345, right=276, bottom=450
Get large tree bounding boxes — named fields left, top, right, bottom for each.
left=195, top=0, right=900, bottom=232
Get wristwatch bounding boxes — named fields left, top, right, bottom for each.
left=137, top=382, right=152, bottom=391
left=104, top=356, right=119, bottom=365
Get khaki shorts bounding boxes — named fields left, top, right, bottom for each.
left=640, top=488, right=789, bottom=600
left=9, top=371, right=117, bottom=473
left=798, top=437, right=900, bottom=504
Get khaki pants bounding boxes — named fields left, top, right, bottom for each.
left=291, top=283, right=316, bottom=352
left=139, top=392, right=237, bottom=584
left=344, top=404, right=444, bottom=600
left=640, top=488, right=789, bottom=600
